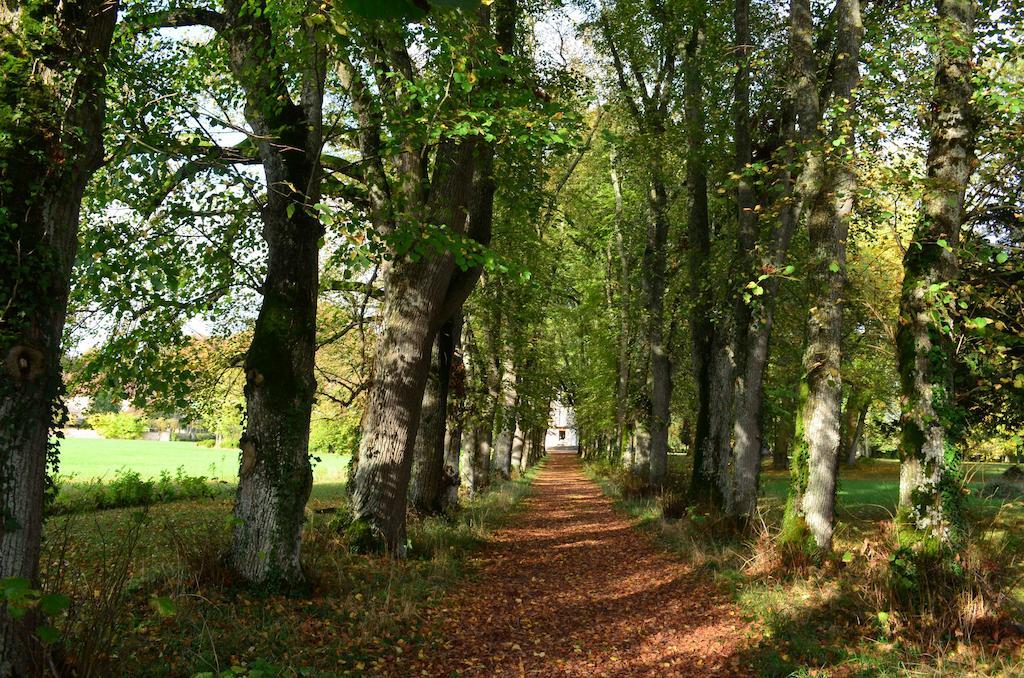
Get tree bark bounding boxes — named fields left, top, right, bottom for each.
left=783, top=0, right=862, bottom=553
left=644, top=160, right=672, bottom=488
left=409, top=316, right=460, bottom=513
left=0, top=1, right=118, bottom=670
left=847, top=401, right=869, bottom=465
left=895, top=0, right=977, bottom=549
left=492, top=365, right=518, bottom=480
left=610, top=152, right=631, bottom=462
left=773, top=395, right=798, bottom=470
left=725, top=0, right=763, bottom=521
left=683, top=18, right=716, bottom=506
left=349, top=0, right=517, bottom=553
left=442, top=330, right=466, bottom=512
left=223, top=0, right=325, bottom=587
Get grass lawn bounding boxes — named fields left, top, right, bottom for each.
left=668, top=453, right=1021, bottom=521
left=56, top=437, right=348, bottom=484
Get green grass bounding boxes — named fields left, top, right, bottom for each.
left=670, top=453, right=1022, bottom=521
left=55, top=437, right=348, bottom=484
left=40, top=462, right=542, bottom=675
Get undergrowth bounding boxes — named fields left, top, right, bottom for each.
left=586, top=459, right=1024, bottom=677
left=35, top=462, right=542, bottom=676
left=50, top=467, right=224, bottom=515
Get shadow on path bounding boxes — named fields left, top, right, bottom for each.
left=390, top=453, right=752, bottom=677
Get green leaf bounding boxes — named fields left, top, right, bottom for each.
left=39, top=593, right=70, bottom=616
left=35, top=625, right=60, bottom=645
left=2, top=577, right=31, bottom=599
left=841, top=551, right=854, bottom=564
left=150, top=595, right=177, bottom=617
left=996, top=251, right=1009, bottom=264
left=828, top=262, right=840, bottom=273
left=286, top=203, right=296, bottom=220
left=340, top=0, right=427, bottom=20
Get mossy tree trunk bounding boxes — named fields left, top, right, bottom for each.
left=895, top=0, right=977, bottom=550
left=783, top=0, right=862, bottom=553
left=222, top=0, right=325, bottom=588
left=0, top=0, right=118, bottom=670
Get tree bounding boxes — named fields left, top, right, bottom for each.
left=895, top=0, right=978, bottom=551
left=594, top=0, right=687, bottom=489
left=342, top=0, right=563, bottom=551
left=0, top=0, right=119, bottom=670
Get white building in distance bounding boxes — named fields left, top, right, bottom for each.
left=545, top=401, right=577, bottom=449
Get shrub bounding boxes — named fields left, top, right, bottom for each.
left=309, top=416, right=360, bottom=456
left=106, top=470, right=154, bottom=507
left=50, top=467, right=217, bottom=515
left=658, top=490, right=688, bottom=520
left=86, top=413, right=147, bottom=440
left=612, top=467, right=649, bottom=498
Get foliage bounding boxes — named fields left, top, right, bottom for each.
left=86, top=413, right=147, bottom=440
left=309, top=415, right=360, bottom=457
left=50, top=468, right=218, bottom=514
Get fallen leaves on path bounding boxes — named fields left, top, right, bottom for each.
left=386, top=453, right=752, bottom=676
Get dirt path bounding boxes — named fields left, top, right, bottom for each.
left=395, top=452, right=751, bottom=676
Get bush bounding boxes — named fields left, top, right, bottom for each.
left=195, top=437, right=238, bottom=449
left=612, top=467, right=649, bottom=498
left=50, top=467, right=218, bottom=515
left=309, top=416, right=360, bottom=456
left=107, top=470, right=154, bottom=507
left=86, top=413, right=147, bottom=440
left=658, top=490, right=688, bottom=520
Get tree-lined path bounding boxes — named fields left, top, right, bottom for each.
left=397, top=452, right=749, bottom=676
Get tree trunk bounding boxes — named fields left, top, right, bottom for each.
left=224, top=0, right=325, bottom=586
left=345, top=1, right=518, bottom=553
left=725, top=0, right=763, bottom=521
left=783, top=0, right=861, bottom=553
left=441, top=332, right=466, bottom=513
left=644, top=160, right=671, bottom=488
left=409, top=317, right=460, bottom=513
left=895, top=0, right=977, bottom=549
left=610, top=154, right=631, bottom=462
left=492, top=367, right=518, bottom=480
left=510, top=420, right=526, bottom=474
left=773, top=397, right=797, bottom=470
left=845, top=401, right=869, bottom=466
left=352, top=142, right=476, bottom=552
left=683, top=18, right=716, bottom=507
left=632, top=418, right=652, bottom=479
left=0, top=1, right=118, bottom=671
left=694, top=336, right=733, bottom=505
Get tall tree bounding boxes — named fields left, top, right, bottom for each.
left=895, top=0, right=978, bottom=550
left=597, top=0, right=684, bottom=489
left=345, top=0, right=526, bottom=551
left=782, top=0, right=862, bottom=552
left=218, top=0, right=327, bottom=588
left=0, top=0, right=119, bottom=669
